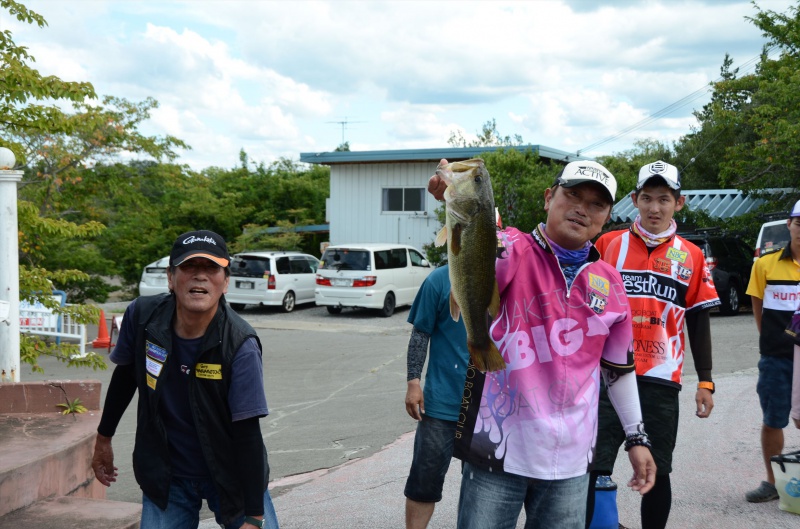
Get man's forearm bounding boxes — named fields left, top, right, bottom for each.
left=407, top=328, right=430, bottom=381
left=97, top=363, right=137, bottom=437
left=686, top=309, right=712, bottom=381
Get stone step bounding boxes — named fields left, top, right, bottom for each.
left=0, top=411, right=104, bottom=517
left=0, top=496, right=141, bottom=528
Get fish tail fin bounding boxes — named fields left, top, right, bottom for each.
left=435, top=226, right=448, bottom=247
left=449, top=292, right=461, bottom=322
left=468, top=340, right=506, bottom=373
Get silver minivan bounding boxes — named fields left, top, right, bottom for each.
left=226, top=251, right=320, bottom=312
left=314, top=243, right=432, bottom=317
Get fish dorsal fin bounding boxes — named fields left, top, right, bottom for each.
left=435, top=226, right=448, bottom=247
left=451, top=223, right=462, bottom=256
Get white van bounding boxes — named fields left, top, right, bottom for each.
left=754, top=219, right=790, bottom=261
left=226, top=251, right=320, bottom=312
left=314, top=243, right=433, bottom=317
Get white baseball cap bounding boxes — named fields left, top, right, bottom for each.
left=554, top=160, right=617, bottom=204
left=637, top=160, right=681, bottom=191
left=791, top=199, right=800, bottom=217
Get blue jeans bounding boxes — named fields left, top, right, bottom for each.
left=457, top=462, right=589, bottom=529
left=141, top=477, right=279, bottom=529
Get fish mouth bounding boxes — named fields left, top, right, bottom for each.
left=436, top=167, right=454, bottom=186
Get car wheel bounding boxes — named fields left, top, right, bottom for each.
left=379, top=292, right=395, bottom=318
left=281, top=291, right=296, bottom=313
left=719, top=284, right=741, bottom=316
left=326, top=305, right=342, bottom=315
left=229, top=303, right=246, bottom=311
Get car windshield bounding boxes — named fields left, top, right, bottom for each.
left=230, top=256, right=269, bottom=277
left=319, top=249, right=370, bottom=271
left=760, top=224, right=790, bottom=253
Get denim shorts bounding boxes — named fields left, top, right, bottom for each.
left=404, top=415, right=457, bottom=503
left=594, top=381, right=679, bottom=475
left=757, top=355, right=794, bottom=429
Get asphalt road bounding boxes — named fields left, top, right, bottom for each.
left=20, top=302, right=762, bottom=506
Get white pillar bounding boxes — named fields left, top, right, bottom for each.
left=0, top=147, right=22, bottom=382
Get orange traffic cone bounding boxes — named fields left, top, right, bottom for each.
left=92, top=310, right=112, bottom=349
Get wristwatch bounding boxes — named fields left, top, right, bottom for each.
left=697, top=381, right=715, bottom=394
left=244, top=516, right=264, bottom=528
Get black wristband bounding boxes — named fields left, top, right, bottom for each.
left=624, top=432, right=652, bottom=451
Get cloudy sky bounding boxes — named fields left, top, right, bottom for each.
left=5, top=0, right=796, bottom=170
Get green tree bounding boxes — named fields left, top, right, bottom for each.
left=448, top=119, right=523, bottom=148
left=1, top=0, right=109, bottom=371
left=0, top=0, right=95, bottom=152
left=672, top=1, right=800, bottom=214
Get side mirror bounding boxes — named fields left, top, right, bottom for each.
left=420, top=259, right=430, bottom=267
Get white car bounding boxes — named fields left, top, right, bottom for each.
left=226, top=251, right=320, bottom=312
left=138, top=256, right=170, bottom=296
left=754, top=219, right=790, bottom=261
left=314, top=243, right=432, bottom=317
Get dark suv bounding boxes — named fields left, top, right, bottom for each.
left=680, top=228, right=754, bottom=315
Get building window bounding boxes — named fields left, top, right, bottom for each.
left=382, top=188, right=424, bottom=212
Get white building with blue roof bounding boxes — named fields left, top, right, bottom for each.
left=299, top=145, right=582, bottom=253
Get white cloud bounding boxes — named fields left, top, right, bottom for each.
left=8, top=0, right=797, bottom=168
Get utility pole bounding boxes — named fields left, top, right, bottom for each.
left=0, top=147, right=22, bottom=382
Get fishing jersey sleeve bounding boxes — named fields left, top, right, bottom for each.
left=453, top=227, right=633, bottom=480
left=680, top=238, right=720, bottom=313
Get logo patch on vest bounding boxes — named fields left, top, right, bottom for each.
left=589, top=273, right=610, bottom=296
left=146, top=341, right=167, bottom=363
left=588, top=291, right=608, bottom=314
left=653, top=258, right=671, bottom=274
left=665, top=247, right=688, bottom=263
left=195, top=363, right=222, bottom=380
left=677, top=264, right=692, bottom=281
left=145, top=357, right=163, bottom=377
left=146, top=374, right=157, bottom=390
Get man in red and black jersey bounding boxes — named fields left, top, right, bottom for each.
left=587, top=161, right=719, bottom=529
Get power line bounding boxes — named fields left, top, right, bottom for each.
left=577, top=47, right=779, bottom=156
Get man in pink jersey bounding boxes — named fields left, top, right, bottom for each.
left=428, top=159, right=656, bottom=529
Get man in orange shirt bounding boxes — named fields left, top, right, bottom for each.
left=587, top=161, right=719, bottom=529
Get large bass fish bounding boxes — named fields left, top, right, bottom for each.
left=434, top=159, right=505, bottom=372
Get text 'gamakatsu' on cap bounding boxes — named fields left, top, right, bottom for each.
left=169, top=230, right=230, bottom=268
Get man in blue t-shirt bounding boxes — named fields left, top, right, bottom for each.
left=91, top=230, right=279, bottom=529
left=404, top=264, right=470, bottom=529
